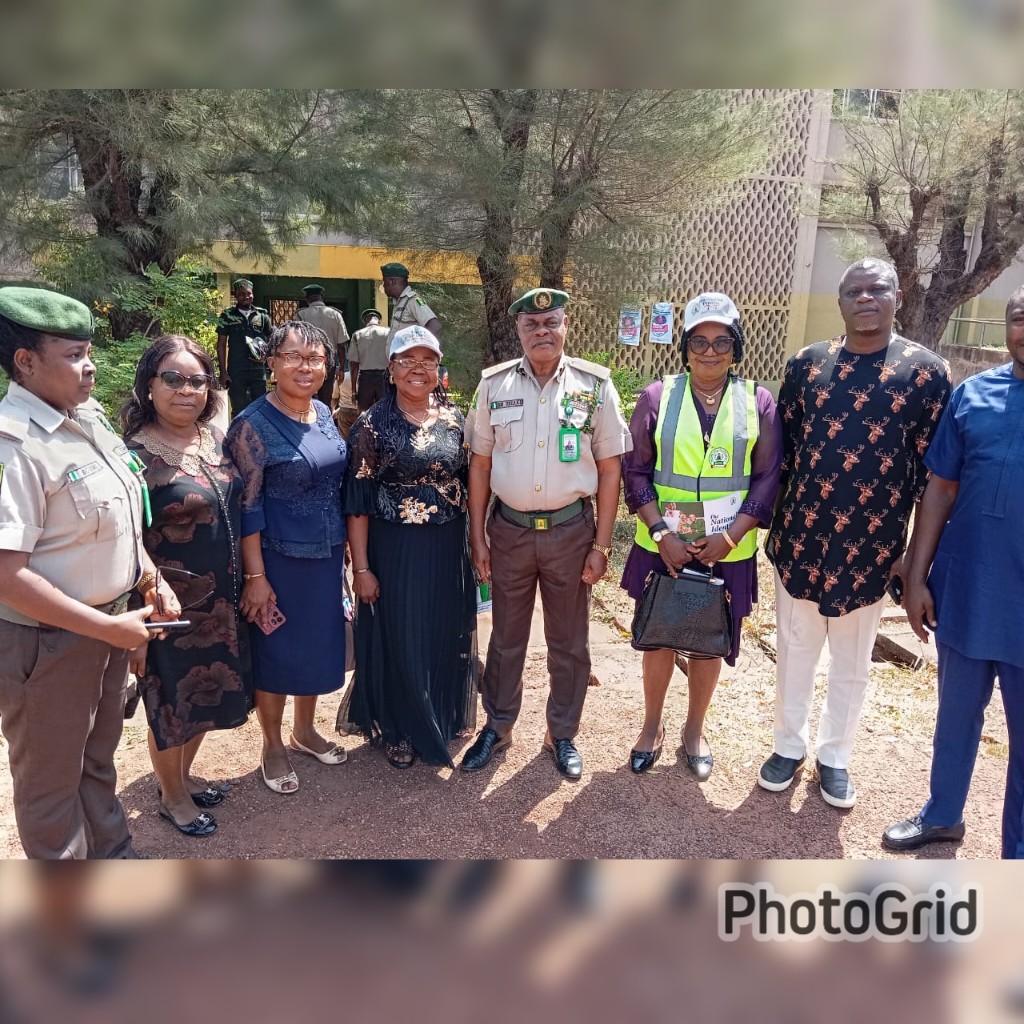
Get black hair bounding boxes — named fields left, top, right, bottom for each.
left=121, top=334, right=223, bottom=438
left=0, top=316, right=48, bottom=383
left=1007, top=285, right=1024, bottom=317
left=267, top=320, right=337, bottom=372
left=681, top=319, right=746, bottom=371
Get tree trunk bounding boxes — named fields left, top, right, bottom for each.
left=71, top=125, right=178, bottom=341
left=538, top=156, right=587, bottom=291
left=476, top=89, right=537, bottom=365
left=477, top=252, right=520, bottom=363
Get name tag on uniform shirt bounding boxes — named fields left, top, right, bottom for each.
left=490, top=399, right=524, bottom=410
left=67, top=461, right=104, bottom=484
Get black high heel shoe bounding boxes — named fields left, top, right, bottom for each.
left=629, top=723, right=665, bottom=774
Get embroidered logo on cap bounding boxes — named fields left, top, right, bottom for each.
left=534, top=290, right=552, bottom=310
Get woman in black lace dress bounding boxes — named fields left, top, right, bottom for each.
left=342, top=325, right=477, bottom=768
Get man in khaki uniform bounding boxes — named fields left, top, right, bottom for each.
left=381, top=261, right=442, bottom=344
left=0, top=286, right=179, bottom=859
left=462, top=287, right=631, bottom=779
left=296, top=283, right=349, bottom=407
left=348, top=308, right=391, bottom=411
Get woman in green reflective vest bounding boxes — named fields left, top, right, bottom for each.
left=619, top=293, right=782, bottom=779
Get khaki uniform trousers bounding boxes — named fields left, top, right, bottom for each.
left=482, top=502, right=595, bottom=740
left=0, top=620, right=133, bottom=859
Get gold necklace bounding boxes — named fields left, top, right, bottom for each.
left=273, top=389, right=313, bottom=421
left=397, top=400, right=431, bottom=426
left=692, top=382, right=726, bottom=405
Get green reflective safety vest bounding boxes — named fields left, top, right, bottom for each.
left=634, top=374, right=759, bottom=561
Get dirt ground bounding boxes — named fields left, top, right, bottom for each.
left=0, top=546, right=1010, bottom=861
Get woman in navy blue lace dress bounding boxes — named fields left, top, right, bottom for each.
left=225, top=321, right=349, bottom=796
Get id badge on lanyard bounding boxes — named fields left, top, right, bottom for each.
left=559, top=426, right=581, bottom=462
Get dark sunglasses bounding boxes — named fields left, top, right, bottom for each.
left=155, top=370, right=214, bottom=392
left=687, top=337, right=734, bottom=355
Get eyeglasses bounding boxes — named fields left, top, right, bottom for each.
left=276, top=352, right=328, bottom=369
left=156, top=371, right=214, bottom=392
left=687, top=337, right=734, bottom=355
left=394, top=356, right=440, bottom=371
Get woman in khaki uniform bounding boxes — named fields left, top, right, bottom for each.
left=0, top=287, right=179, bottom=859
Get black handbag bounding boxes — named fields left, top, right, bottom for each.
left=631, top=568, right=733, bottom=658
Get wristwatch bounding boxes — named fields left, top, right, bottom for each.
left=650, top=520, right=671, bottom=544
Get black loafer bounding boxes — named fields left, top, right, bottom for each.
left=544, top=736, right=583, bottom=780
left=158, top=806, right=217, bottom=837
left=882, top=814, right=966, bottom=851
left=460, top=728, right=511, bottom=772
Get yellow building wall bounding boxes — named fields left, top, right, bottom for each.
left=800, top=292, right=840, bottom=353
left=209, top=242, right=480, bottom=287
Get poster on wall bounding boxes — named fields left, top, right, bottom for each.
left=649, top=301, right=674, bottom=344
left=617, top=306, right=643, bottom=346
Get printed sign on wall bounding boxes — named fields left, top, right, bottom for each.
left=617, top=306, right=643, bottom=346
left=649, top=301, right=674, bottom=344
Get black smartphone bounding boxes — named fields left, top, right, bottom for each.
left=145, top=620, right=192, bottom=631
left=886, top=576, right=904, bottom=605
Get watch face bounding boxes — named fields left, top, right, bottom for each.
left=652, top=529, right=666, bottom=542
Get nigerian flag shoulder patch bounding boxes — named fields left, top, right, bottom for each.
left=0, top=463, right=5, bottom=495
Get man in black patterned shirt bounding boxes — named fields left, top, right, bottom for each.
left=759, top=259, right=951, bottom=809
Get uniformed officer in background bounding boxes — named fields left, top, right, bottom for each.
left=216, top=278, right=272, bottom=415
left=348, top=307, right=391, bottom=411
left=380, top=262, right=442, bottom=344
left=0, top=287, right=179, bottom=859
left=296, top=283, right=349, bottom=407
left=462, top=287, right=631, bottom=779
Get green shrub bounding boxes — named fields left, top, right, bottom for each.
left=579, top=350, right=650, bottom=418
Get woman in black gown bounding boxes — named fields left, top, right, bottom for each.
left=342, top=325, right=476, bottom=768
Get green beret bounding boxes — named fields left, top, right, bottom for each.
left=360, top=308, right=381, bottom=320
left=232, top=279, right=254, bottom=292
left=0, top=286, right=94, bottom=340
left=302, top=283, right=325, bottom=295
left=380, top=262, right=410, bottom=279
left=508, top=288, right=570, bottom=317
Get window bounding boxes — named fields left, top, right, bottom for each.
left=832, top=89, right=901, bottom=120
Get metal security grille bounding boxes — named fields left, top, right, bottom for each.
left=569, top=90, right=827, bottom=384
left=270, top=299, right=300, bottom=325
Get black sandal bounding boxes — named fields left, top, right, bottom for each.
left=385, top=739, right=416, bottom=769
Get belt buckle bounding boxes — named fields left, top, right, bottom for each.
left=532, top=516, right=549, bottom=531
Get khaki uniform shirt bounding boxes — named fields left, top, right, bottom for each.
left=348, top=324, right=391, bottom=371
left=466, top=354, right=632, bottom=512
left=386, top=286, right=439, bottom=345
left=296, top=300, right=349, bottom=357
left=0, top=382, right=146, bottom=625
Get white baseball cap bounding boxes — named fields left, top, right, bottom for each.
left=388, top=324, right=443, bottom=361
left=683, top=292, right=740, bottom=332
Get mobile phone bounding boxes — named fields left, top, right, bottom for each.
left=145, top=620, right=193, bottom=631
left=257, top=602, right=286, bottom=636
left=886, top=575, right=904, bottom=605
